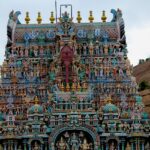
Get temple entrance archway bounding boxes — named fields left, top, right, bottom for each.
left=55, top=130, right=94, bottom=150
left=49, top=125, right=100, bottom=150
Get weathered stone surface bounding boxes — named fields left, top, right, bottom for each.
left=139, top=89, right=150, bottom=114
left=133, top=61, right=150, bottom=84
left=133, top=61, right=150, bottom=114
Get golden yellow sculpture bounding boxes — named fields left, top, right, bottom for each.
left=77, top=82, right=81, bottom=91
left=66, top=83, right=70, bottom=92
left=37, top=12, right=42, bottom=24
left=0, top=144, right=3, bottom=150
left=80, top=138, right=90, bottom=150
left=57, top=137, right=66, bottom=150
left=11, top=76, right=17, bottom=84
left=88, top=11, right=94, bottom=23
left=82, top=82, right=87, bottom=91
left=76, top=11, right=82, bottom=23
left=106, top=96, right=112, bottom=104
left=101, top=10, right=107, bottom=22
left=34, top=96, right=39, bottom=105
left=49, top=12, right=55, bottom=24
left=33, top=141, right=40, bottom=150
left=25, top=12, right=30, bottom=24
left=104, top=44, right=108, bottom=54
left=126, top=142, right=131, bottom=150
left=60, top=83, right=64, bottom=92
left=71, top=82, right=76, bottom=92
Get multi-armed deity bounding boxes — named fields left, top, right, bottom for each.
left=0, top=4, right=149, bottom=150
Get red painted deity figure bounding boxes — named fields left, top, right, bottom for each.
left=60, top=45, right=74, bottom=83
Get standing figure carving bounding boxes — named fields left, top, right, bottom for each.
left=80, top=138, right=90, bottom=150
left=56, top=137, right=67, bottom=150
left=69, top=133, right=80, bottom=150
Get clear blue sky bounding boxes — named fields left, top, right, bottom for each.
left=0, top=0, right=150, bottom=66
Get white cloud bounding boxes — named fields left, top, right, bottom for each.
left=127, top=23, right=150, bottom=65
left=0, top=0, right=150, bottom=66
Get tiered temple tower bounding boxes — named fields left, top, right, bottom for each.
left=0, top=6, right=150, bottom=150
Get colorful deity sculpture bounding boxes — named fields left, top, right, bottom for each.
left=0, top=6, right=149, bottom=150
left=69, top=133, right=80, bottom=150
left=80, top=138, right=90, bottom=150
left=56, top=137, right=67, bottom=150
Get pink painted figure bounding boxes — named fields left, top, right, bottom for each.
left=20, top=48, right=24, bottom=57
left=25, top=48, right=29, bottom=57
left=40, top=46, right=44, bottom=56
left=61, top=46, right=74, bottom=83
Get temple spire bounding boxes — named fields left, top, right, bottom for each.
left=25, top=12, right=30, bottom=24
left=37, top=12, right=42, bottom=24
left=101, top=10, right=107, bottom=22
left=49, top=11, right=55, bottom=23
left=88, top=11, right=94, bottom=23
left=76, top=11, right=82, bottom=23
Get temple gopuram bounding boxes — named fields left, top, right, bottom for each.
left=0, top=5, right=150, bottom=150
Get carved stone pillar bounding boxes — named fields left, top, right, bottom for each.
left=23, top=139, right=28, bottom=150
left=28, top=144, right=31, bottom=150
left=121, top=141, right=125, bottom=150
left=106, top=143, right=109, bottom=150
left=14, top=142, right=17, bottom=150
left=45, top=144, right=48, bottom=150
left=10, top=141, right=14, bottom=150
left=141, top=141, right=144, bottom=150
left=44, top=140, right=48, bottom=150
left=24, top=143, right=27, bottom=150
left=131, top=141, right=134, bottom=150
left=101, top=142, right=104, bottom=150
left=3, top=143, right=7, bottom=150
left=41, top=143, right=44, bottom=150
left=8, top=141, right=11, bottom=150
left=136, top=139, right=138, bottom=150
left=117, top=142, right=120, bottom=150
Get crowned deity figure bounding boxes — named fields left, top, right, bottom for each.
left=126, top=143, right=131, bottom=150
left=25, top=48, right=29, bottom=57
left=69, top=133, right=80, bottom=150
left=80, top=138, right=90, bottom=150
left=57, top=137, right=67, bottom=150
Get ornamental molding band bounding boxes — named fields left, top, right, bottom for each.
left=0, top=4, right=149, bottom=150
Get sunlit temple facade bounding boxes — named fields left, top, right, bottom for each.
left=0, top=5, right=150, bottom=150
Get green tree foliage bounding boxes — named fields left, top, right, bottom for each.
left=139, top=81, right=150, bottom=91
